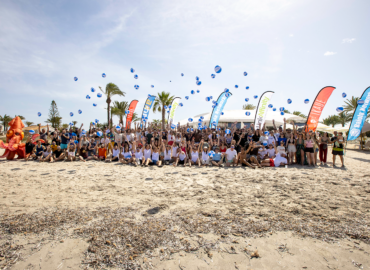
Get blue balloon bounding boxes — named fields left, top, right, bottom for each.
left=268, top=104, right=273, bottom=108
left=93, top=103, right=97, bottom=107
left=263, top=141, right=268, bottom=146
left=225, top=93, right=230, bottom=98
left=211, top=74, right=216, bottom=78
left=235, top=85, right=238, bottom=88
left=181, top=73, right=184, bottom=76
left=130, top=68, right=135, bottom=73
left=273, top=108, right=276, bottom=111
left=97, top=93, right=102, bottom=98
left=214, top=65, right=222, bottom=73
left=304, top=99, right=309, bottom=104
left=148, top=94, right=151, bottom=98
left=29, top=130, right=35, bottom=135
left=78, top=110, right=82, bottom=114
left=254, top=95, right=258, bottom=99
left=74, top=77, right=78, bottom=81
left=97, top=131, right=103, bottom=137
left=224, top=88, right=229, bottom=93
left=342, top=93, right=347, bottom=98
left=151, top=85, right=154, bottom=88
left=95, top=119, right=99, bottom=123
left=167, top=110, right=170, bottom=113
left=336, top=107, right=344, bottom=112
left=357, top=100, right=365, bottom=105
left=210, top=96, right=213, bottom=99
left=244, top=72, right=248, bottom=76
left=91, top=87, right=95, bottom=92
left=196, top=90, right=200, bottom=93
left=86, top=95, right=91, bottom=99
left=125, top=110, right=130, bottom=114
left=37, top=112, right=41, bottom=117
left=225, top=129, right=231, bottom=134
left=92, top=122, right=95, bottom=125
left=246, top=86, right=249, bottom=90
left=287, top=99, right=292, bottom=104
left=196, top=81, right=201, bottom=85
left=208, top=151, right=215, bottom=157
left=195, top=76, right=199, bottom=80
left=191, top=128, right=194, bottom=132
left=134, top=85, right=139, bottom=90
left=198, top=119, right=202, bottom=122
left=280, top=111, right=285, bottom=116
left=245, top=98, right=249, bottom=102
left=185, top=96, right=189, bottom=100
left=179, top=103, right=183, bottom=107
left=187, top=128, right=190, bottom=132
left=245, top=112, right=251, bottom=116
left=191, top=90, right=195, bottom=94
left=264, top=131, right=269, bottom=135
left=134, top=74, right=138, bottom=79
left=200, top=116, right=204, bottom=120
left=221, top=112, right=224, bottom=115
left=205, top=97, right=211, bottom=102
left=102, top=73, right=106, bottom=78
left=212, top=100, right=217, bottom=105
left=188, top=118, right=193, bottom=122
left=164, top=105, right=168, bottom=109
left=116, top=125, right=121, bottom=130
left=169, top=105, right=172, bottom=109
left=279, top=107, right=285, bottom=112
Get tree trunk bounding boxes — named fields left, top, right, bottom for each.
left=162, top=106, right=165, bottom=130
left=107, top=102, right=110, bottom=127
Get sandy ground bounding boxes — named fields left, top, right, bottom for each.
left=1, top=148, right=370, bottom=269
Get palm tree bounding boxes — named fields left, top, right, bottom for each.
left=337, top=112, right=350, bottom=127
left=0, top=114, right=12, bottom=131
left=132, top=113, right=140, bottom=123
left=293, top=111, right=307, bottom=118
left=343, top=96, right=370, bottom=120
left=242, top=104, right=256, bottom=110
left=153, top=91, right=175, bottom=129
left=152, top=119, right=161, bottom=126
left=72, top=121, right=78, bottom=126
left=322, top=115, right=340, bottom=127
left=61, top=123, right=69, bottom=129
left=45, top=116, right=62, bottom=128
left=25, top=121, right=34, bottom=127
left=283, top=109, right=291, bottom=114
left=99, top=83, right=125, bottom=124
left=111, top=101, right=129, bottom=124
left=16, top=115, right=25, bottom=120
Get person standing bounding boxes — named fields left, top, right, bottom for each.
left=319, top=132, right=329, bottom=166
left=331, top=131, right=345, bottom=167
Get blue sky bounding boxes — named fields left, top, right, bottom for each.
left=1, top=0, right=369, bottom=127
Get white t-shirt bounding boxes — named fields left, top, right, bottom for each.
left=225, top=149, right=237, bottom=161
left=258, top=149, right=267, bottom=159
left=201, top=151, right=209, bottom=161
left=268, top=135, right=276, bottom=145
left=277, top=146, right=286, bottom=154
left=102, top=138, right=110, bottom=146
left=266, top=148, right=275, bottom=158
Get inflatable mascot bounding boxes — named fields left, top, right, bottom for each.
left=0, top=116, right=26, bottom=160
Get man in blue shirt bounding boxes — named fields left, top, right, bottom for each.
left=211, top=147, right=224, bottom=167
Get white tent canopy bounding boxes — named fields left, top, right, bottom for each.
left=317, top=121, right=370, bottom=134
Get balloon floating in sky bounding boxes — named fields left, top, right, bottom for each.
left=97, top=93, right=102, bottom=98
left=304, top=99, right=309, bottom=104
left=224, top=88, right=229, bottom=93
left=78, top=110, right=82, bottom=114
left=29, top=130, right=35, bottom=135
left=70, top=112, right=74, bottom=117
left=245, top=98, right=249, bottom=102
left=125, top=110, right=130, bottom=114
left=336, top=107, right=344, bottom=112
left=188, top=118, right=193, bottom=122
left=235, top=85, right=238, bottom=88
left=357, top=100, right=365, bottom=105
left=214, top=65, right=222, bottom=73
left=130, top=68, right=135, bottom=73
left=221, top=112, right=224, bottom=115
left=116, top=125, right=121, bottom=130
left=148, top=94, right=151, bottom=98
left=200, top=116, right=204, bottom=120
left=102, top=73, right=106, bottom=78
left=97, top=131, right=103, bottom=137
left=179, top=103, right=183, bottom=107
left=93, top=103, right=97, bottom=107
left=246, top=86, right=249, bottom=90
left=268, top=104, right=273, bottom=108
left=273, top=108, right=276, bottom=111
left=264, top=131, right=269, bottom=135
left=191, top=90, right=195, bottom=94
left=196, top=81, right=201, bottom=85
left=151, top=85, right=154, bottom=88
left=212, top=105, right=216, bottom=108
left=244, top=72, right=248, bottom=76
left=181, top=73, right=184, bottom=76
left=287, top=99, right=292, bottom=104
left=196, top=90, right=200, bottom=93
left=169, top=105, right=172, bottom=109
left=198, top=118, right=202, bottom=122
left=254, top=95, right=258, bottom=99
left=164, top=105, right=168, bottom=110
left=211, top=74, right=215, bottom=78
left=74, top=77, right=78, bottom=81
left=205, top=97, right=211, bottom=102
left=95, top=119, right=99, bottom=123
left=185, top=96, right=189, bottom=100
left=279, top=107, right=285, bottom=112
left=37, top=112, right=41, bottom=117
left=134, top=85, right=139, bottom=90
left=280, top=111, right=285, bottom=116
left=245, top=112, right=251, bottom=116
left=86, top=95, right=91, bottom=99
left=212, top=100, right=217, bottom=105
left=195, top=76, right=199, bottom=81
left=225, top=93, right=231, bottom=98
left=342, top=93, right=347, bottom=98
left=91, top=87, right=95, bottom=92
left=134, top=74, right=138, bottom=79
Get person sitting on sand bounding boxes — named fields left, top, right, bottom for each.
left=162, top=144, right=174, bottom=165
left=237, top=145, right=257, bottom=169
left=53, top=146, right=65, bottom=161
left=173, top=147, right=187, bottom=167
left=78, top=145, right=88, bottom=162
left=25, top=136, right=35, bottom=160
left=27, top=140, right=45, bottom=161
left=200, top=140, right=210, bottom=166
left=211, top=147, right=224, bottom=167
left=120, top=143, right=134, bottom=164
left=225, top=144, right=238, bottom=167
left=97, top=143, right=107, bottom=161
left=133, top=142, right=144, bottom=166
left=40, top=145, right=54, bottom=162
left=107, top=144, right=120, bottom=162
left=189, top=144, right=201, bottom=167
left=67, top=142, right=78, bottom=161
left=145, top=143, right=162, bottom=167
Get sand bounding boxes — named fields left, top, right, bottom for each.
left=1, top=148, right=370, bottom=269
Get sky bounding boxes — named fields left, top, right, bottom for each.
left=1, top=0, right=369, bottom=128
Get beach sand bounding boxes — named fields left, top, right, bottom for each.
left=1, top=148, right=370, bottom=269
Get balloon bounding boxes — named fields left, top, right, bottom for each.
left=29, top=130, right=35, bottom=135
left=91, top=87, right=95, bottom=92
left=200, top=116, right=204, bottom=120
left=208, top=151, right=215, bottom=157
left=246, top=86, right=249, bottom=90
left=148, top=94, right=151, bottom=98
left=195, top=76, right=199, bottom=80
left=280, top=111, right=285, bottom=116
left=37, top=112, right=41, bottom=117
left=214, top=65, right=222, bottom=73
left=245, top=112, right=251, bottom=116
left=357, top=100, right=365, bottom=105
left=205, top=97, right=211, bottom=102
left=279, top=107, right=285, bottom=112
left=287, top=99, right=292, bottom=104
left=336, top=107, right=344, bottom=112
left=116, top=125, right=121, bottom=130
left=245, top=98, right=249, bottom=102
left=268, top=104, right=273, bottom=108
left=211, top=74, right=215, bottom=78
left=225, top=129, right=231, bottom=134
left=95, top=119, right=99, bottom=123
left=191, top=128, right=194, bottom=132
left=134, top=85, right=139, bottom=90
left=221, top=112, right=224, bottom=115
left=102, top=73, right=106, bottom=78
left=185, top=96, right=189, bottom=100
left=188, top=118, right=193, bottom=122
left=263, top=141, right=268, bottom=146
left=92, top=122, right=95, bottom=125
left=196, top=81, right=201, bottom=85
left=264, top=131, right=269, bottom=135
left=74, top=77, right=78, bottom=81
left=187, top=128, right=190, bottom=132
left=86, top=95, right=91, bottom=99
left=212, top=100, right=217, bottom=105
left=93, top=103, right=97, bottom=107
left=244, top=72, right=248, bottom=76
left=105, top=129, right=110, bottom=134
left=181, top=73, right=184, bottom=76
left=191, top=90, right=195, bottom=94
left=97, top=131, right=103, bottom=137
left=179, top=103, right=183, bottom=107
left=304, top=99, right=309, bottom=104
left=210, top=96, right=213, bottom=99
left=97, top=93, right=102, bottom=98
left=342, top=93, right=347, bottom=98
left=125, top=110, right=130, bottom=114
left=134, top=74, right=138, bottom=79
left=196, top=90, right=200, bottom=93
left=254, top=95, right=258, bottom=99
left=69, top=123, right=73, bottom=126
left=224, top=88, right=229, bottom=93
left=130, top=68, right=135, bottom=73
left=273, top=108, right=276, bottom=111
left=151, top=85, right=154, bottom=88
left=169, top=105, right=172, bottom=109
left=164, top=105, right=168, bottom=109
left=81, top=130, right=86, bottom=134
left=198, top=119, right=202, bottom=122
left=212, top=105, right=216, bottom=108
left=225, top=93, right=230, bottom=98
left=235, top=85, right=238, bottom=88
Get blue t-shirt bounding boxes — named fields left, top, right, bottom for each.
left=213, top=153, right=222, bottom=161
left=277, top=137, right=287, bottom=145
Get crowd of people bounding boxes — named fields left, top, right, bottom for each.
left=23, top=119, right=346, bottom=168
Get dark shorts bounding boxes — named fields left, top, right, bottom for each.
left=242, top=163, right=248, bottom=167
left=332, top=150, right=344, bottom=156
left=149, top=160, right=158, bottom=165
left=305, top=147, right=314, bottom=153
left=36, top=152, right=43, bottom=157
left=179, top=159, right=185, bottom=165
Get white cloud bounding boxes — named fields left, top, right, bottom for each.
left=342, top=38, right=355, bottom=43
left=324, top=51, right=337, bottom=56
left=289, top=34, right=294, bottom=37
